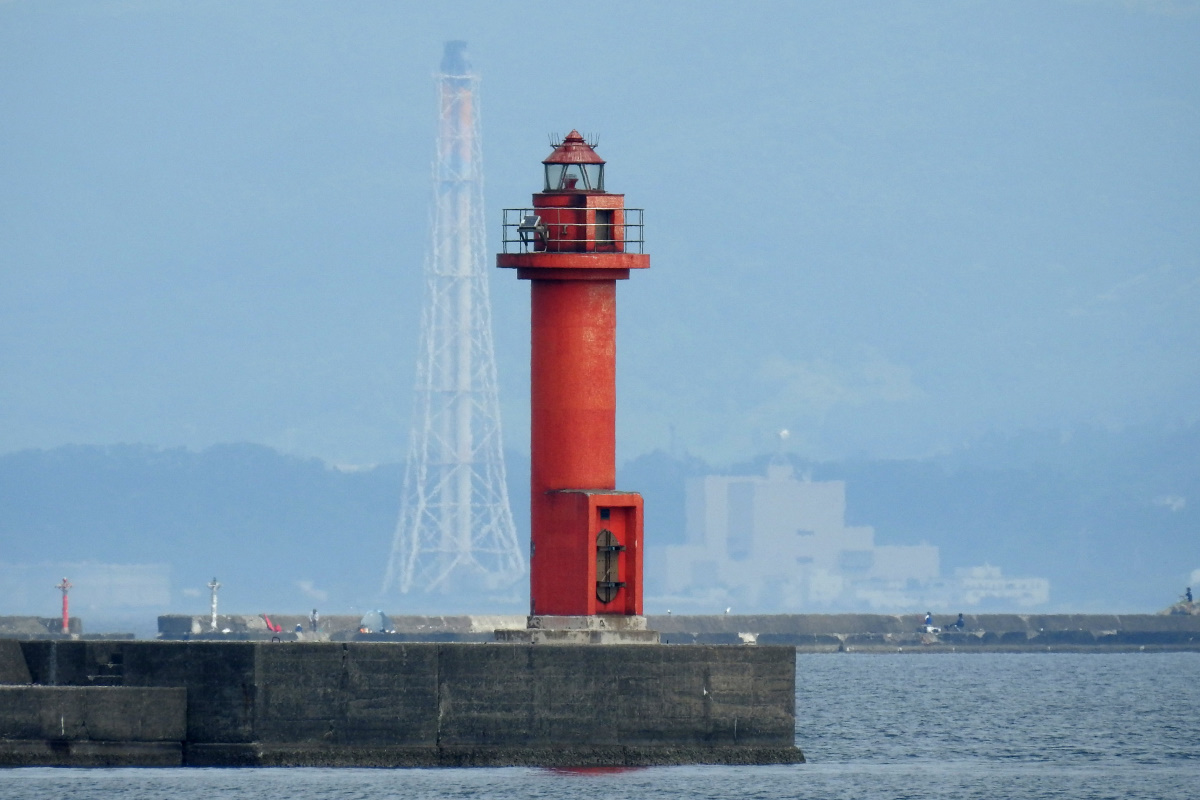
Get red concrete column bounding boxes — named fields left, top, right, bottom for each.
left=529, top=278, right=617, bottom=616
left=530, top=279, right=617, bottom=494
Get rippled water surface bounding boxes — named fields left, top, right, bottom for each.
left=4, top=652, right=1198, bottom=799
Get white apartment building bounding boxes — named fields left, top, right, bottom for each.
left=648, top=461, right=1047, bottom=612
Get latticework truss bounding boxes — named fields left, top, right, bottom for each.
left=382, top=44, right=524, bottom=596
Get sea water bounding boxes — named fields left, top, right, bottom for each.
left=3, top=652, right=1197, bottom=799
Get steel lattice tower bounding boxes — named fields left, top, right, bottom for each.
left=382, top=42, right=524, bottom=596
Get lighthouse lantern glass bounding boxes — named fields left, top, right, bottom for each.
left=544, top=163, right=604, bottom=192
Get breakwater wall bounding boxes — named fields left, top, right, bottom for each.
left=1, top=640, right=801, bottom=767
left=0, top=616, right=83, bottom=638
left=0, top=685, right=185, bottom=766
left=155, top=613, right=1200, bottom=651
left=157, top=613, right=525, bottom=641
left=648, top=613, right=1200, bottom=651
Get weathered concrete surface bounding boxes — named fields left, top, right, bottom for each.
left=117, top=641, right=801, bottom=766
left=435, top=644, right=791, bottom=749
left=495, top=629, right=663, bottom=644
left=123, top=641, right=259, bottom=744
left=20, top=640, right=128, bottom=685
left=0, top=686, right=186, bottom=741
left=0, top=616, right=82, bottom=638
left=182, top=742, right=802, bottom=767
left=1163, top=601, right=1199, bottom=616
left=0, top=640, right=32, bottom=684
left=649, top=613, right=1200, bottom=635
left=0, top=740, right=182, bottom=767
left=495, top=614, right=661, bottom=644
left=159, top=612, right=1200, bottom=648
left=7, top=640, right=799, bottom=765
left=649, top=614, right=1200, bottom=651
left=0, top=686, right=185, bottom=766
left=159, top=614, right=527, bottom=640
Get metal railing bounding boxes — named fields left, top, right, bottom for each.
left=501, top=208, right=645, bottom=254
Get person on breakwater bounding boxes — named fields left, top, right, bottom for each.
left=1187, top=587, right=1193, bottom=604
left=310, top=608, right=319, bottom=632
left=952, top=613, right=965, bottom=629
left=924, top=611, right=933, bottom=627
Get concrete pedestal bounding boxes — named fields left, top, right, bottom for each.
left=495, top=615, right=660, bottom=645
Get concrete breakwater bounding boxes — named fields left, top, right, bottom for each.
left=0, top=685, right=186, bottom=766
left=0, top=615, right=83, bottom=638
left=0, top=639, right=801, bottom=768
left=155, top=613, right=1200, bottom=652
left=157, top=613, right=526, bottom=641
left=650, top=613, right=1200, bottom=651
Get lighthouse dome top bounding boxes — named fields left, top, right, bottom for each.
left=544, top=131, right=605, bottom=165
left=543, top=131, right=605, bottom=192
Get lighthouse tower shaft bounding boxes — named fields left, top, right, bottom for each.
left=383, top=43, right=523, bottom=596
left=498, top=132, right=649, bottom=617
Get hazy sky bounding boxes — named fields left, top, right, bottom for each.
left=2, top=0, right=1197, bottom=467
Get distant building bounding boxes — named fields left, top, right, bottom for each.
left=647, top=462, right=1047, bottom=612
left=953, top=564, right=1049, bottom=607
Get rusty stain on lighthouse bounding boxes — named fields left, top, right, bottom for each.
left=498, top=131, right=649, bottom=618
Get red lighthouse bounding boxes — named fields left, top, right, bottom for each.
left=498, top=131, right=649, bottom=621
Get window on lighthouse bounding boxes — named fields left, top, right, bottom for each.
left=544, top=163, right=605, bottom=192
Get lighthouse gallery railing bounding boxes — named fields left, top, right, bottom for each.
left=501, top=207, right=645, bottom=254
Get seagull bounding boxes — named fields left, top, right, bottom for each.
left=725, top=607, right=731, bottom=615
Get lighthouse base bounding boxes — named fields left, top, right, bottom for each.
left=494, top=615, right=660, bottom=645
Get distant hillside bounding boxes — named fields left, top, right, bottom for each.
left=0, top=444, right=404, bottom=615
left=1, top=424, right=1195, bottom=620
left=835, top=424, right=1200, bottom=610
